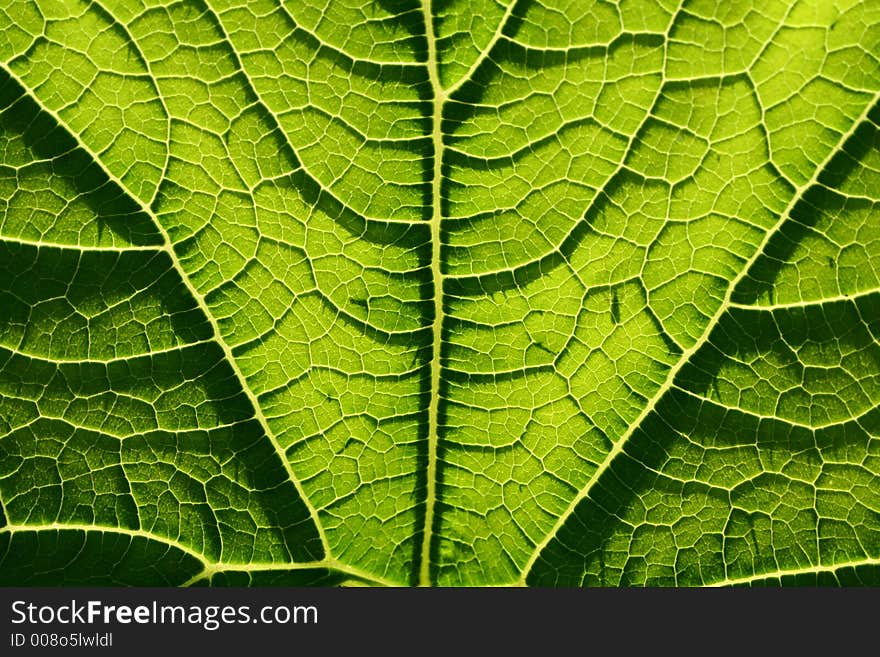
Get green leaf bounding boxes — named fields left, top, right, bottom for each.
left=0, top=0, right=878, bottom=587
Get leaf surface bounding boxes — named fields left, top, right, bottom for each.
left=0, top=0, right=878, bottom=586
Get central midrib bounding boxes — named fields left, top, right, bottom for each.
left=417, top=0, right=519, bottom=587
left=420, top=0, right=445, bottom=587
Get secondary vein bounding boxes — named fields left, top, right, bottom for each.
left=517, top=88, right=880, bottom=585
left=0, top=61, right=331, bottom=562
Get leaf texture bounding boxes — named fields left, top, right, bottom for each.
left=0, top=0, right=878, bottom=586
